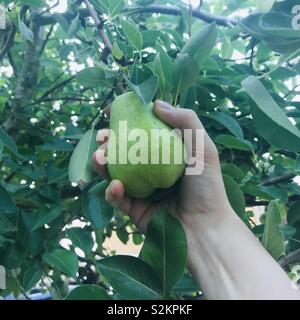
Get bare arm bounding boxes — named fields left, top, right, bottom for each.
left=93, top=100, right=300, bottom=300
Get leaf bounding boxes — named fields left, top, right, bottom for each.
left=121, top=20, right=143, bottom=51
left=31, top=205, right=64, bottom=231
left=68, top=129, right=98, bottom=186
left=0, top=127, right=18, bottom=156
left=181, top=22, right=217, bottom=67
left=222, top=174, right=245, bottom=217
left=66, top=227, right=94, bottom=252
left=0, top=186, right=17, bottom=214
left=142, top=209, right=188, bottom=298
left=173, top=274, right=199, bottom=293
left=173, top=53, right=199, bottom=95
left=156, top=46, right=174, bottom=88
left=42, top=138, right=74, bottom=151
left=66, top=285, right=112, bottom=300
left=204, top=112, right=243, bottom=138
left=43, top=249, right=78, bottom=278
left=0, top=213, right=17, bottom=233
left=153, top=53, right=166, bottom=91
left=76, top=67, right=112, bottom=88
left=127, top=75, right=159, bottom=106
left=19, top=19, right=34, bottom=43
left=215, top=134, right=253, bottom=152
left=22, top=266, right=43, bottom=291
left=262, top=201, right=285, bottom=260
left=242, top=76, right=300, bottom=152
left=97, top=255, right=162, bottom=300
left=82, top=180, right=113, bottom=229
left=287, top=202, right=300, bottom=227
left=67, top=14, right=80, bottom=36
left=112, top=41, right=124, bottom=60
left=19, top=0, right=44, bottom=6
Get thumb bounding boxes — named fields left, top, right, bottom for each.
left=153, top=100, right=203, bottom=131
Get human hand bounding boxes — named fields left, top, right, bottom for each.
left=93, top=100, right=232, bottom=234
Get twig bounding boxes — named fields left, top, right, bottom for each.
left=83, top=0, right=112, bottom=51
left=40, top=5, right=236, bottom=27
left=39, top=24, right=54, bottom=55
left=35, top=75, right=76, bottom=103
left=278, top=249, right=300, bottom=268
left=261, top=172, right=295, bottom=186
left=40, top=0, right=59, bottom=16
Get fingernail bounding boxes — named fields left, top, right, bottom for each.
left=156, top=100, right=172, bottom=110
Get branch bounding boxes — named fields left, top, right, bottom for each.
left=7, top=50, right=18, bottom=76
left=34, top=75, right=76, bottom=103
left=0, top=23, right=17, bottom=61
left=139, top=5, right=237, bottom=27
left=278, top=249, right=300, bottom=268
left=83, top=0, right=112, bottom=51
left=39, top=24, right=54, bottom=55
left=40, top=5, right=236, bottom=27
left=261, top=172, right=296, bottom=186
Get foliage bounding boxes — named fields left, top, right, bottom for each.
left=0, top=0, right=300, bottom=299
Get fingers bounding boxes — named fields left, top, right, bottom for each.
left=105, top=180, right=132, bottom=213
left=153, top=100, right=203, bottom=131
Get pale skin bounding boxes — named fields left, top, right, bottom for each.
left=93, top=100, right=300, bottom=300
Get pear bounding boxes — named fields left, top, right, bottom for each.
left=106, top=92, right=186, bottom=199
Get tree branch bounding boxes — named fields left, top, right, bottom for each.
left=40, top=5, right=236, bottom=27
left=261, top=172, right=296, bottom=186
left=83, top=0, right=112, bottom=52
left=34, top=75, right=76, bottom=103
left=278, top=249, right=300, bottom=268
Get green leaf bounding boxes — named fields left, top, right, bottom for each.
left=19, top=19, right=34, bottom=43
left=142, top=209, right=188, bottom=298
left=262, top=201, right=285, bottom=260
left=0, top=127, right=18, bottom=156
left=222, top=174, right=245, bottom=217
left=215, top=134, right=253, bottom=152
left=76, top=67, right=112, bottom=88
left=156, top=46, right=174, bottom=88
left=67, top=227, right=94, bottom=252
left=287, top=202, right=300, bottom=227
left=42, top=138, right=74, bottom=151
left=181, top=22, right=217, bottom=67
left=127, top=75, right=159, bottom=106
left=43, top=249, right=78, bottom=278
left=153, top=53, right=166, bottom=91
left=31, top=205, right=64, bottom=231
left=66, top=285, right=112, bottom=300
left=112, top=41, right=124, bottom=60
left=97, top=255, right=162, bottom=300
left=68, top=129, right=98, bottom=186
left=121, top=20, right=143, bottom=51
left=90, top=0, right=125, bottom=18
left=242, top=76, right=300, bottom=152
left=0, top=213, right=17, bottom=233
left=67, top=14, right=80, bottom=36
left=0, top=186, right=17, bottom=214
left=82, top=180, right=113, bottom=229
left=173, top=274, right=199, bottom=293
left=19, top=0, right=44, bottom=6
left=204, top=112, right=243, bottom=139
left=22, top=266, right=43, bottom=291
left=173, top=53, right=199, bottom=95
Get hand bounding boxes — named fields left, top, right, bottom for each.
left=93, top=100, right=232, bottom=235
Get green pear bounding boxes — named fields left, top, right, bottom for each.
left=106, top=92, right=186, bottom=199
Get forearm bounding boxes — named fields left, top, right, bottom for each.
left=184, top=209, right=300, bottom=300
